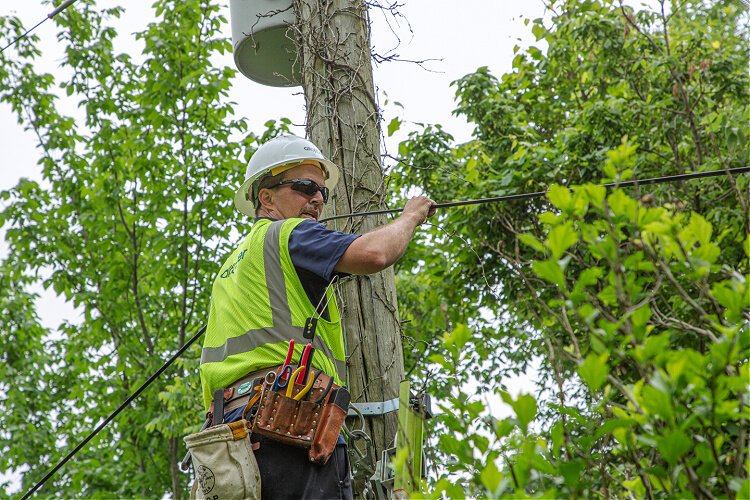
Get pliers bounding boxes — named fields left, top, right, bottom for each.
left=286, top=367, right=317, bottom=400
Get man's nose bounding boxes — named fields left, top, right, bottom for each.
left=311, top=189, right=325, bottom=204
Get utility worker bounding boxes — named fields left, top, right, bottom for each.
left=199, top=134, right=435, bottom=498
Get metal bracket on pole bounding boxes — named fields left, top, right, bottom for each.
left=348, top=397, right=399, bottom=417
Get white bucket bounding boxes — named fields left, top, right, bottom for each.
left=230, top=0, right=300, bottom=87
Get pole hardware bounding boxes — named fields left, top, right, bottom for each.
left=348, top=392, right=433, bottom=418
left=349, top=398, right=399, bottom=416
left=366, top=448, right=397, bottom=500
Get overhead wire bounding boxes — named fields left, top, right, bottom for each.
left=0, top=0, right=77, bottom=54
left=319, top=166, right=750, bottom=223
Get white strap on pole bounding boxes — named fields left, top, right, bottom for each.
left=348, top=397, right=400, bottom=416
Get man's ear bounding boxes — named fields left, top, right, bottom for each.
left=258, top=188, right=274, bottom=210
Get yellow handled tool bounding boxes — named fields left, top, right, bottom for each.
left=287, top=368, right=315, bottom=400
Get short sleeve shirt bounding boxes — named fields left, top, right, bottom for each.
left=258, top=218, right=359, bottom=314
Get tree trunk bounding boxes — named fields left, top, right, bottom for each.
left=169, top=436, right=182, bottom=500
left=292, top=0, right=405, bottom=494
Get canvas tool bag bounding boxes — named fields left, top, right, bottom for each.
left=184, top=419, right=261, bottom=500
left=252, top=366, right=349, bottom=465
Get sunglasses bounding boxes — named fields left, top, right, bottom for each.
left=269, top=178, right=329, bottom=203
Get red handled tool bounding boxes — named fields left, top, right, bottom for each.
left=296, top=343, right=314, bottom=384
left=279, top=339, right=295, bottom=383
left=283, top=339, right=295, bottom=366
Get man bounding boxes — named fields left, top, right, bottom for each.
left=199, top=135, right=435, bottom=498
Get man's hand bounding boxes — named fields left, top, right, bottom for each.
left=334, top=195, right=437, bottom=275
left=402, top=195, right=437, bottom=225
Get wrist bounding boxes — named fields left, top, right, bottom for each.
left=403, top=211, right=424, bottom=226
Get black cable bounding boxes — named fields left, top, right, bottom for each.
left=1, top=0, right=77, bottom=54
left=21, top=325, right=206, bottom=500
left=319, top=166, right=750, bottom=223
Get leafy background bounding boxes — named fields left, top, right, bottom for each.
left=392, top=0, right=749, bottom=497
left=0, top=0, right=748, bottom=498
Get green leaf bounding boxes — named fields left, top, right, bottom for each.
left=573, top=267, right=603, bottom=293
left=657, top=430, right=691, bottom=465
left=641, top=384, right=674, bottom=421
left=550, top=421, right=564, bottom=454
left=442, top=323, right=472, bottom=349
left=538, top=211, right=560, bottom=225
left=518, top=233, right=545, bottom=253
left=630, top=304, right=652, bottom=340
left=480, top=459, right=502, bottom=494
left=495, top=418, right=516, bottom=438
left=711, top=280, right=744, bottom=322
left=577, top=352, right=609, bottom=391
left=427, top=353, right=453, bottom=370
left=579, top=184, right=606, bottom=207
left=593, top=418, right=636, bottom=441
left=733, top=479, right=750, bottom=499
left=532, top=259, right=566, bottom=289
left=631, top=305, right=651, bottom=328
left=545, top=221, right=579, bottom=259
left=511, top=393, right=538, bottom=433
left=607, top=189, right=638, bottom=221
left=679, top=212, right=712, bottom=247
left=559, top=459, right=584, bottom=488
left=623, top=477, right=645, bottom=496
left=531, top=20, right=546, bottom=41
left=633, top=333, right=671, bottom=363
left=387, top=117, right=401, bottom=137
left=548, top=185, right=571, bottom=210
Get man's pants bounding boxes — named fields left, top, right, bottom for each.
left=224, top=407, right=353, bottom=499
left=252, top=434, right=353, bottom=499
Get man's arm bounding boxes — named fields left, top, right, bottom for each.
left=334, top=196, right=435, bottom=275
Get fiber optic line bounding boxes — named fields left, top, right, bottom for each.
left=319, top=166, right=750, bottom=223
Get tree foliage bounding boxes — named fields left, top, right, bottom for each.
left=0, top=1, right=281, bottom=497
left=393, top=0, right=749, bottom=497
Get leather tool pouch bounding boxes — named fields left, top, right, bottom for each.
left=309, top=393, right=347, bottom=464
left=252, top=367, right=348, bottom=465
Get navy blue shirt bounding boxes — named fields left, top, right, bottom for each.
left=258, top=218, right=359, bottom=315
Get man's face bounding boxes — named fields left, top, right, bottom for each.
left=260, top=163, right=327, bottom=221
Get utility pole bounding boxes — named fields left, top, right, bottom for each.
left=292, top=0, right=404, bottom=492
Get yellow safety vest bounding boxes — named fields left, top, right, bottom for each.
left=200, top=218, right=347, bottom=410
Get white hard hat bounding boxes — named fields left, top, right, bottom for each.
left=234, top=135, right=340, bottom=216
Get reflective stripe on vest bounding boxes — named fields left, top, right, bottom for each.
left=200, top=219, right=347, bottom=409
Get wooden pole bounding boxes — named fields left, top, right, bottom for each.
left=292, top=0, right=404, bottom=494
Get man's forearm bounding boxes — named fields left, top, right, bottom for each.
left=334, top=212, right=423, bottom=275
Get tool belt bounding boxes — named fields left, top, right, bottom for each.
left=181, top=370, right=270, bottom=499
left=252, top=365, right=350, bottom=465
left=184, top=363, right=350, bottom=477
left=217, top=367, right=275, bottom=418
